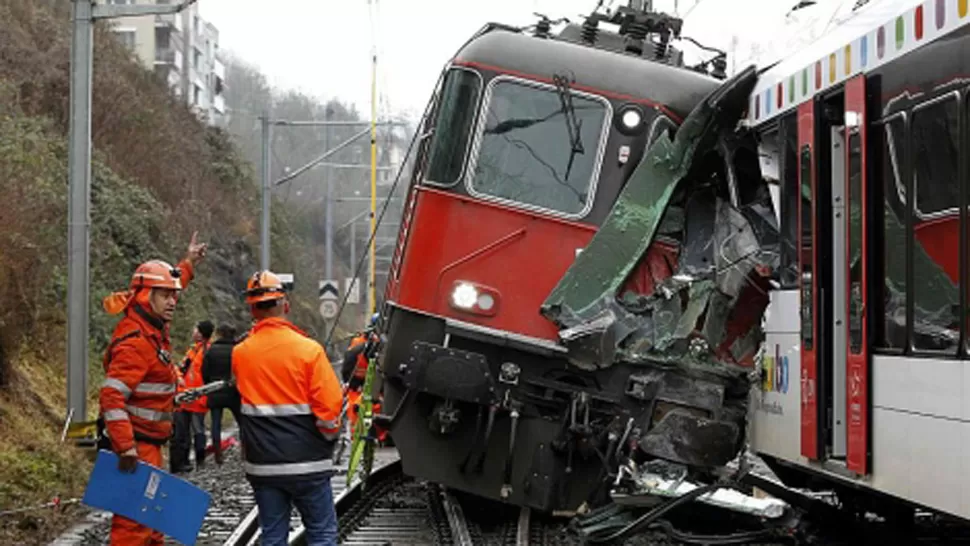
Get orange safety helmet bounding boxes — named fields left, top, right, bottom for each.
left=129, top=260, right=183, bottom=291
left=244, top=270, right=287, bottom=305
left=103, top=260, right=182, bottom=315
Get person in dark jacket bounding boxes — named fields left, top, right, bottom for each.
left=202, top=323, right=239, bottom=465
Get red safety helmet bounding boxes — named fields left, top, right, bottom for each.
left=244, top=270, right=287, bottom=305
left=129, top=260, right=183, bottom=291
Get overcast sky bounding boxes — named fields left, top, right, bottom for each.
left=198, top=0, right=851, bottom=121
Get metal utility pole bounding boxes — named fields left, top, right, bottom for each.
left=67, top=0, right=198, bottom=422
left=324, top=106, right=334, bottom=282
left=368, top=51, right=378, bottom=317
left=66, top=0, right=94, bottom=424
left=260, top=113, right=272, bottom=270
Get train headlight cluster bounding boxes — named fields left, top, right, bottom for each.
left=449, top=281, right=500, bottom=316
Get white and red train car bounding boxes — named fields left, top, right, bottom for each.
left=748, top=0, right=970, bottom=521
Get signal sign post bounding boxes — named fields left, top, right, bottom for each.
left=345, top=277, right=360, bottom=305
left=319, top=280, right=339, bottom=320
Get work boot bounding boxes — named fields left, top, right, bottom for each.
left=214, top=442, right=224, bottom=465
left=195, top=449, right=206, bottom=470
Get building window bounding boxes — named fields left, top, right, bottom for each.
left=468, top=78, right=609, bottom=217
left=193, top=84, right=202, bottom=106
left=155, top=27, right=170, bottom=51
left=910, top=95, right=960, bottom=353
left=115, top=30, right=136, bottom=50
left=424, top=68, right=481, bottom=186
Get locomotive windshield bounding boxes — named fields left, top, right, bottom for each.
left=425, top=68, right=482, bottom=185
left=468, top=78, right=608, bottom=217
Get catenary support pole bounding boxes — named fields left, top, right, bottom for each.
left=324, top=107, right=333, bottom=282
left=260, top=113, right=272, bottom=271
left=368, top=51, right=378, bottom=317
left=67, top=0, right=94, bottom=421
left=66, top=0, right=199, bottom=422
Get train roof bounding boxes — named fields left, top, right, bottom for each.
left=747, top=0, right=970, bottom=126
left=453, top=28, right=722, bottom=122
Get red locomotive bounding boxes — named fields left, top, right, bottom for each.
left=377, top=3, right=769, bottom=513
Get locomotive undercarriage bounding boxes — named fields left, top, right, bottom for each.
left=380, top=307, right=751, bottom=513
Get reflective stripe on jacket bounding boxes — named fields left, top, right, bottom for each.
left=232, top=317, right=343, bottom=483
left=99, top=260, right=194, bottom=453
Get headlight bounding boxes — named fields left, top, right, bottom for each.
left=448, top=281, right=501, bottom=316
left=615, top=105, right=645, bottom=135
left=621, top=109, right=642, bottom=129
left=451, top=282, right=478, bottom=309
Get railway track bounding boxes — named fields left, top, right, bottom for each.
left=322, top=459, right=547, bottom=546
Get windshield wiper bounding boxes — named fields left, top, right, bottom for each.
left=553, top=73, right=584, bottom=180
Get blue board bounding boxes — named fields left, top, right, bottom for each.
left=82, top=450, right=211, bottom=545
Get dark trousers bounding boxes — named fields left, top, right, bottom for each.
left=170, top=411, right=191, bottom=472
left=252, top=475, right=337, bottom=546
left=211, top=407, right=224, bottom=448
left=171, top=411, right=206, bottom=471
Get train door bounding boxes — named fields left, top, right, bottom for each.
left=800, top=76, right=870, bottom=475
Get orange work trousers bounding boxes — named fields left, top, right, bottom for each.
left=109, top=441, right=164, bottom=546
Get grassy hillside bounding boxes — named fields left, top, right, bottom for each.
left=0, top=1, right=326, bottom=542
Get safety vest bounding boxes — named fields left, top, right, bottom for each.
left=99, top=260, right=195, bottom=453
left=232, top=317, right=343, bottom=483
left=181, top=339, right=210, bottom=413
left=349, top=334, right=369, bottom=380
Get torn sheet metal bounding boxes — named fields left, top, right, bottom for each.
left=541, top=66, right=761, bottom=330
left=612, top=460, right=788, bottom=519
left=540, top=66, right=773, bottom=376
left=537, top=66, right=780, bottom=471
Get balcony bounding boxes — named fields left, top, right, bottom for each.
left=154, top=48, right=183, bottom=71
left=155, top=12, right=183, bottom=32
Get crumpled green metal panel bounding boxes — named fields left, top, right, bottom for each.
left=540, top=67, right=762, bottom=374
left=540, top=66, right=759, bottom=328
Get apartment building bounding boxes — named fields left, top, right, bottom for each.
left=107, top=0, right=227, bottom=127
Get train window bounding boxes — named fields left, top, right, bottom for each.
left=877, top=117, right=907, bottom=351
left=468, top=78, right=609, bottom=217
left=799, top=145, right=814, bottom=351
left=780, top=118, right=799, bottom=288
left=424, top=68, right=482, bottom=186
left=910, top=97, right=960, bottom=354
left=848, top=126, right=863, bottom=354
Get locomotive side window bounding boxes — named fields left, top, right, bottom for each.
left=468, top=78, right=609, bottom=217
left=910, top=96, right=960, bottom=354
left=877, top=117, right=907, bottom=351
left=424, top=68, right=482, bottom=186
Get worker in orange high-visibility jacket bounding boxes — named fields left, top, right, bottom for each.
left=99, top=233, right=207, bottom=546
left=233, top=270, right=343, bottom=546
left=339, top=316, right=386, bottom=443
left=181, top=320, right=213, bottom=470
